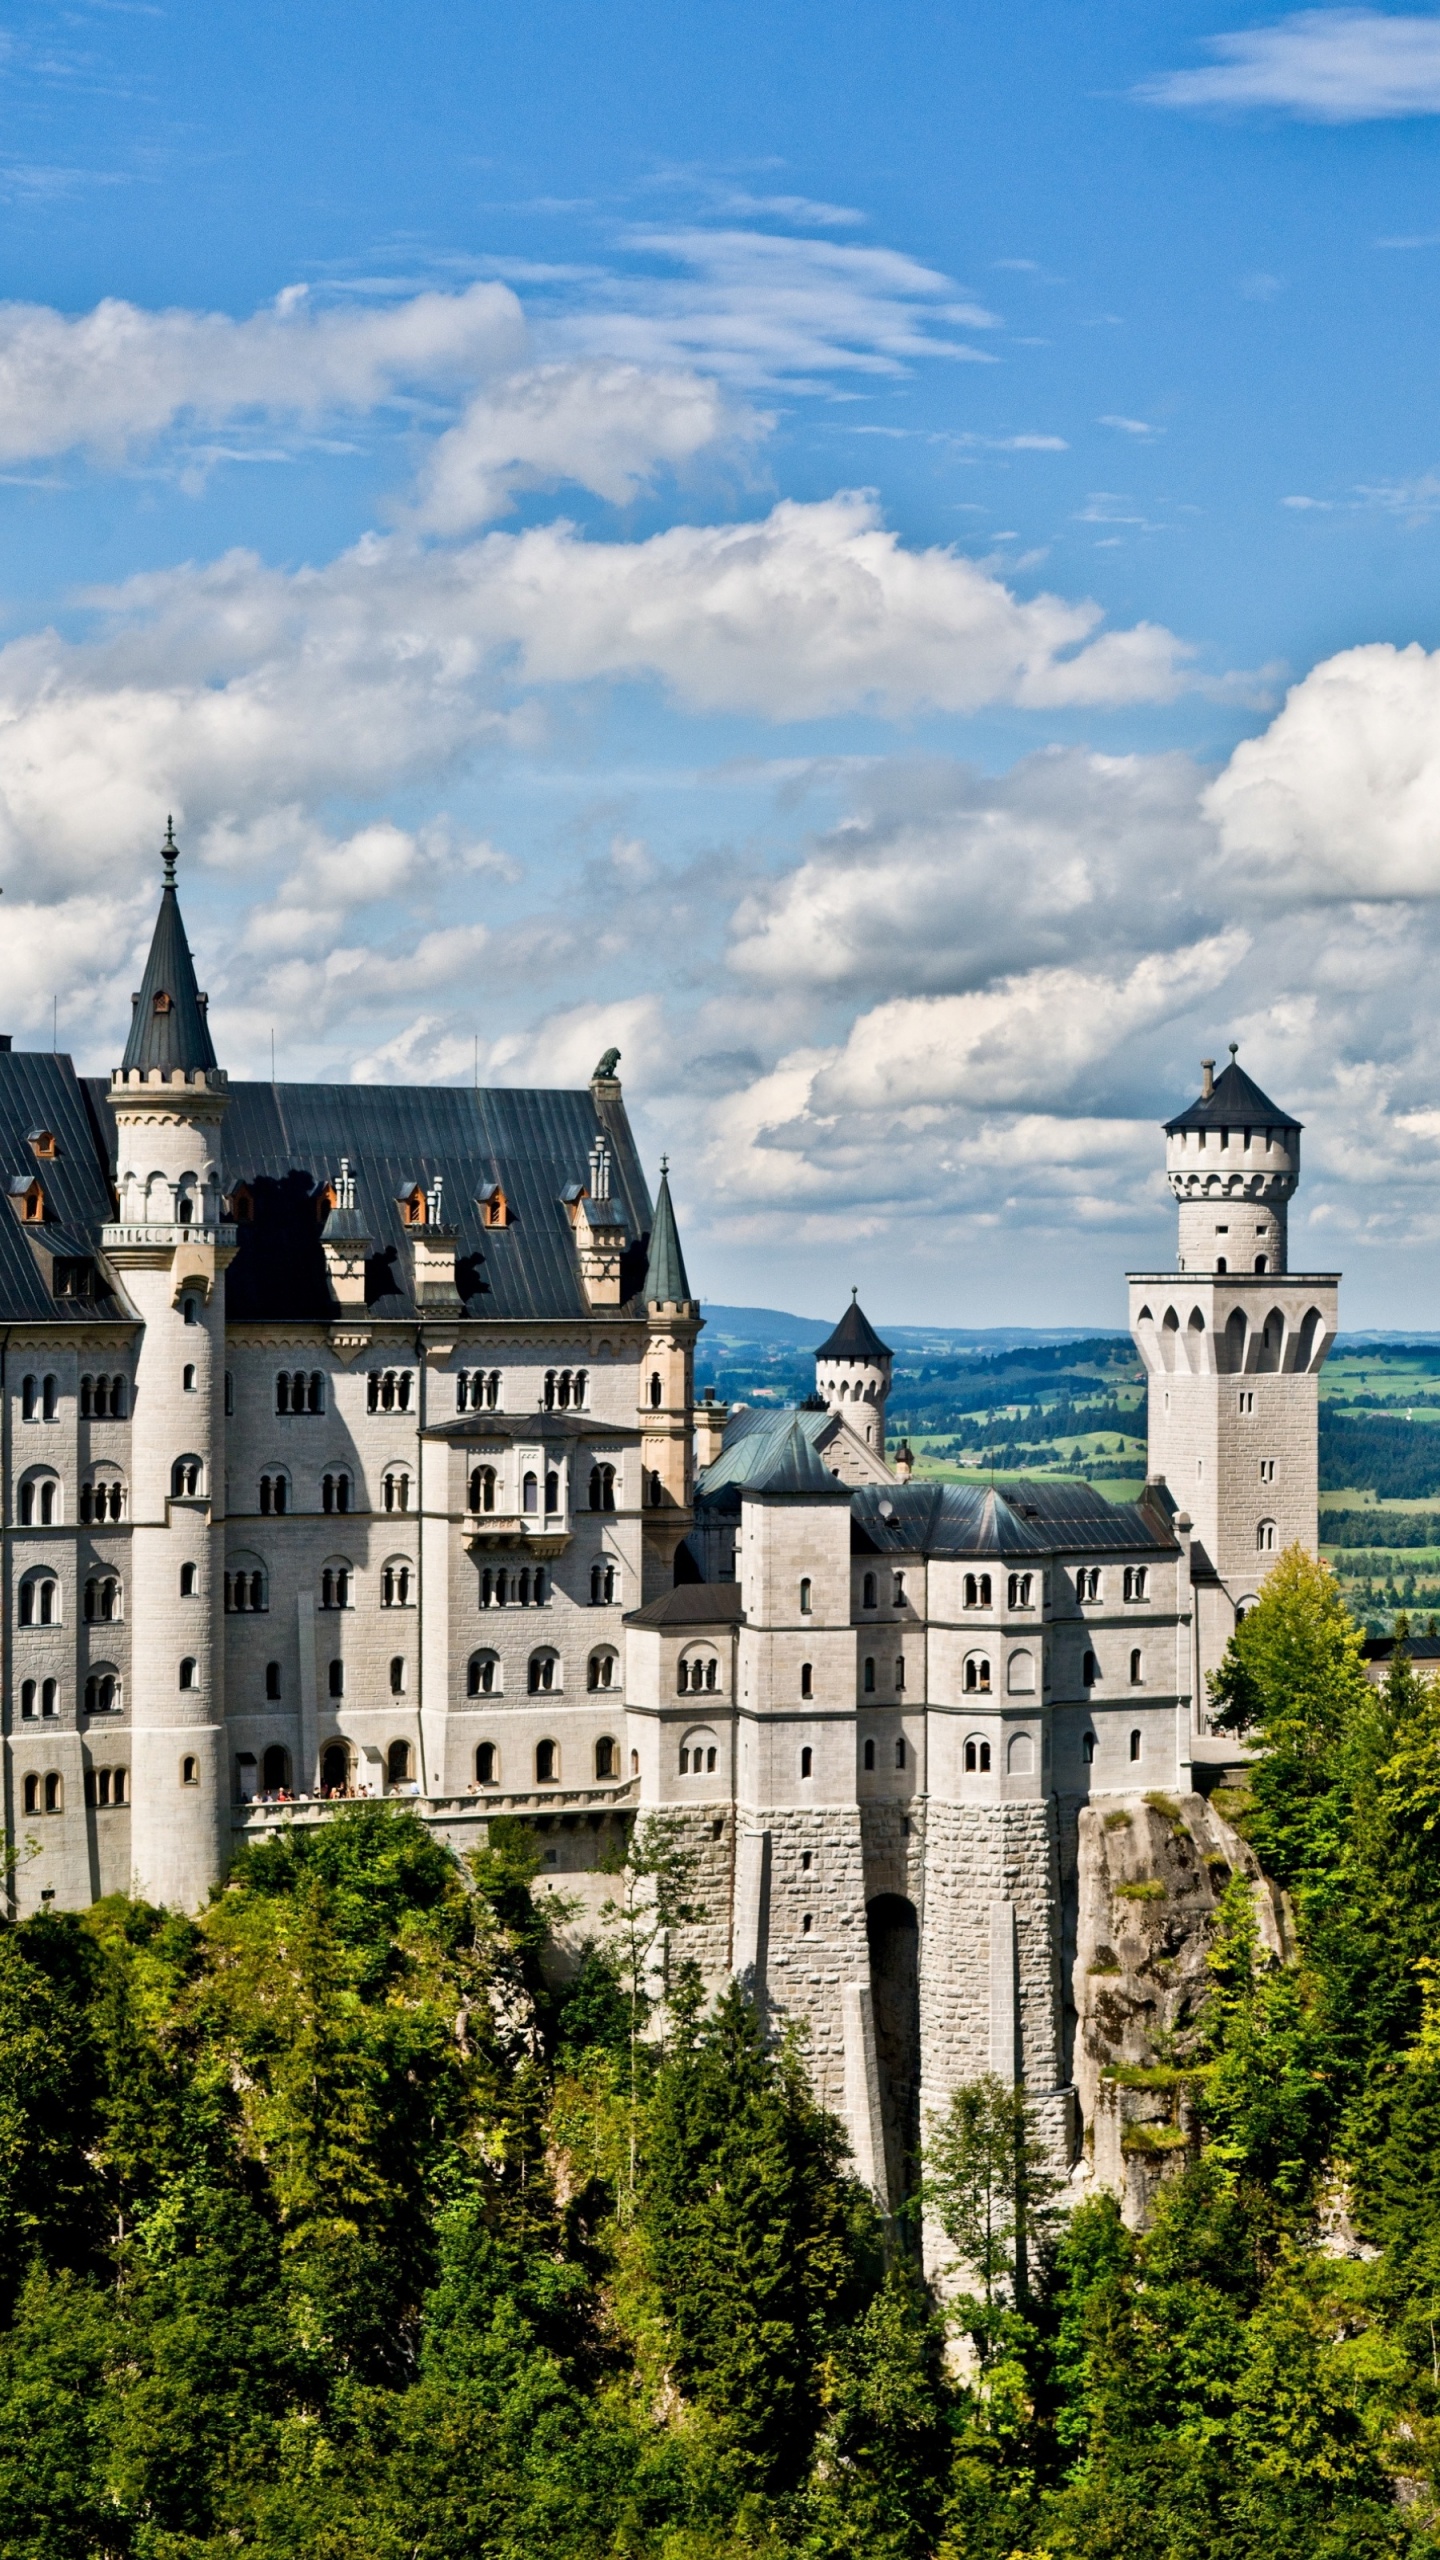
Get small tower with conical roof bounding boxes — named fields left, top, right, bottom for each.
left=103, top=824, right=235, bottom=1910
left=640, top=1158, right=701, bottom=1593
left=815, top=1291, right=892, bottom=1457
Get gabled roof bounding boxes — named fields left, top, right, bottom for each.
left=698, top=1401, right=834, bottom=1499
left=815, top=1290, right=892, bottom=1362
left=625, top=1584, right=746, bottom=1629
left=1164, top=1056, right=1300, bottom=1137
left=0, top=1052, right=133, bottom=1325
left=643, top=1161, right=692, bottom=1306
left=746, top=1415, right=851, bottom=1496
left=121, top=833, right=218, bottom=1076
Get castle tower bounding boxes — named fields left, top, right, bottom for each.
left=102, top=827, right=234, bottom=1908
left=640, top=1159, right=700, bottom=1596
left=815, top=1292, right=892, bottom=1457
left=1128, top=1049, right=1339, bottom=1702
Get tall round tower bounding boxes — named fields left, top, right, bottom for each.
left=1165, top=1044, right=1299, bottom=1275
left=102, top=827, right=234, bottom=1910
left=814, top=1292, right=892, bottom=1456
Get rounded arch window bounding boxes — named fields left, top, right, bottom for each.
left=1130, top=1647, right=1143, bottom=1685
left=386, top=1739, right=414, bottom=1788
left=320, top=1559, right=353, bottom=1610
left=467, top=1650, right=500, bottom=1697
left=1082, top=1650, right=1099, bottom=1686
left=594, top=1736, right=619, bottom=1780
left=800, top=1744, right=814, bottom=1778
left=171, top=1454, right=203, bottom=1498
left=380, top=1556, right=414, bottom=1608
left=1007, top=1731, right=1034, bottom=1775
left=225, top=1558, right=268, bottom=1614
left=178, top=1657, right=198, bottom=1691
left=469, top=1464, right=497, bottom=1514
left=18, top=1469, right=60, bottom=1527
left=261, top=1744, right=290, bottom=1792
left=180, top=1755, right=199, bottom=1786
left=535, top=1738, right=559, bottom=1783
left=258, top=1469, right=290, bottom=1516
left=1129, top=1728, right=1143, bottom=1763
left=861, top=1572, right=877, bottom=1609
left=799, top=1577, right=812, bottom=1615
left=321, top=1468, right=352, bottom=1515
left=79, top=1471, right=125, bottom=1525
left=522, top=1471, right=539, bottom=1514
left=527, top=1649, right=558, bottom=1696
left=1256, top=1518, right=1277, bottom=1553
left=84, top=1666, right=120, bottom=1716
left=679, top=1724, right=719, bottom=1777
left=18, top=1570, right=59, bottom=1627
left=389, top=1656, right=407, bottom=1695
left=678, top=1648, right=718, bottom=1695
left=1007, top=1649, right=1036, bottom=1695
left=589, top=1463, right=616, bottom=1512
left=863, top=1736, right=876, bottom=1770
left=964, top=1736, right=992, bottom=1773
left=1082, top=1732, right=1096, bottom=1765
left=587, top=1648, right=618, bottom=1692
left=320, top=1741, right=350, bottom=1793
left=963, top=1652, right=991, bottom=1695
left=83, top=1573, right=123, bottom=1624
left=476, top=1740, right=499, bottom=1786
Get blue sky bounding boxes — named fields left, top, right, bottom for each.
left=7, top=3, right=1440, bottom=1325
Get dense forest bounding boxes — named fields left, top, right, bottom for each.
left=5, top=1553, right=1440, bottom=2556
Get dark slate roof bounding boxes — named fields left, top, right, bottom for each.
left=1164, top=1057, right=1300, bottom=1138
left=644, top=1163, right=693, bottom=1306
left=121, top=850, right=218, bottom=1075
left=625, top=1583, right=746, bottom=1629
left=0, top=1052, right=131, bottom=1325
left=815, top=1291, right=892, bottom=1362
left=76, top=1074, right=657, bottom=1326
left=747, top=1416, right=853, bottom=1497
left=851, top=1476, right=1177, bottom=1557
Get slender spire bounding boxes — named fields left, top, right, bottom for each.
left=644, top=1159, right=693, bottom=1308
left=121, top=824, right=218, bottom=1075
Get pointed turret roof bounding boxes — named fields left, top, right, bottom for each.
left=815, top=1289, right=892, bottom=1363
left=1164, top=1048, right=1299, bottom=1137
left=121, top=822, right=217, bottom=1075
left=644, top=1158, right=693, bottom=1307
left=747, top=1415, right=851, bottom=1499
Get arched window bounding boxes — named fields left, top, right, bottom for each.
left=527, top=1650, right=557, bottom=1695
left=44, top=1772, right=62, bottom=1812
left=19, top=1571, right=58, bottom=1627
left=380, top=1558, right=413, bottom=1608
left=1077, top=1566, right=1101, bottom=1602
left=265, top=1662, right=282, bottom=1701
left=258, top=1471, right=289, bottom=1515
left=595, top=1736, right=618, bottom=1779
left=895, top=1736, right=906, bottom=1768
left=1082, top=1651, right=1098, bottom=1687
left=535, top=1739, right=558, bottom=1783
left=19, top=1472, right=60, bottom=1526
left=476, top=1741, right=498, bottom=1786
left=800, top=1661, right=813, bottom=1698
left=892, top=1571, right=906, bottom=1606
left=468, top=1465, right=496, bottom=1514
left=467, top=1651, right=500, bottom=1696
left=1257, top=1517, right=1277, bottom=1553
left=1129, top=1728, right=1143, bottom=1763
left=1254, top=1254, right=1267, bottom=1273
left=83, top=1575, right=122, bottom=1623
left=382, top=1469, right=410, bottom=1514
left=964, top=1653, right=991, bottom=1694
left=863, top=1656, right=875, bottom=1693
left=21, top=1773, right=38, bottom=1814
left=590, top=1560, right=616, bottom=1605
left=172, top=1455, right=202, bottom=1498
left=680, top=1725, right=717, bottom=1776
left=328, top=1660, right=345, bottom=1700
left=895, top=1655, right=906, bottom=1691
left=1008, top=1732, right=1034, bottom=1775
left=1130, top=1648, right=1143, bottom=1685
left=800, top=1745, right=813, bottom=1778
left=863, top=1737, right=876, bottom=1770
left=522, top=1472, right=539, bottom=1513
left=180, top=1562, right=196, bottom=1596
left=387, top=1739, right=414, bottom=1787
left=648, top=1470, right=664, bottom=1508
left=964, top=1572, right=993, bottom=1608
left=1083, top=1732, right=1096, bottom=1764
left=649, top=1372, right=662, bottom=1408
left=544, top=1469, right=560, bottom=1513
left=389, top=1656, right=406, bottom=1695
left=320, top=1561, right=352, bottom=1610
left=179, top=1657, right=198, bottom=1691
left=1123, top=1565, right=1149, bottom=1602
left=587, top=1649, right=617, bottom=1691
left=79, top=1474, right=125, bottom=1524
left=799, top=1577, right=812, bottom=1615
left=588, top=1463, right=616, bottom=1511
left=678, top=1650, right=718, bottom=1695
left=1007, top=1649, right=1036, bottom=1695
left=262, top=1744, right=290, bottom=1792
left=322, top=1470, right=352, bottom=1515
left=182, top=1363, right=197, bottom=1392
left=20, top=1374, right=37, bottom=1421
left=84, top=1669, right=119, bottom=1716
left=861, top=1572, right=877, bottom=1609
left=320, top=1742, right=348, bottom=1793
left=224, top=1564, right=267, bottom=1614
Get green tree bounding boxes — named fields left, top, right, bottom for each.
left=923, top=2075, right=1062, bottom=2336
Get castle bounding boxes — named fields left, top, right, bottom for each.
left=1, top=842, right=1338, bottom=2201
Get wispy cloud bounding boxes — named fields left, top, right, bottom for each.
left=1098, top=414, right=1159, bottom=437
left=1140, top=10, right=1440, bottom=123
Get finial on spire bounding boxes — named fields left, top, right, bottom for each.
left=162, top=816, right=178, bottom=888
left=851, top=1284, right=858, bottom=1301
left=1229, top=1041, right=1239, bottom=1059
left=660, top=1153, right=669, bottom=1175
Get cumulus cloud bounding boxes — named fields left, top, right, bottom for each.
left=1140, top=10, right=1440, bottom=122
left=411, top=362, right=761, bottom=532
left=0, top=281, right=524, bottom=465
left=1206, top=640, right=1440, bottom=897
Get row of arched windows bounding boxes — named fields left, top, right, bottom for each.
left=474, top=1736, right=620, bottom=1787
left=465, top=1646, right=617, bottom=1696
left=457, top=1369, right=502, bottom=1411
left=862, top=1737, right=908, bottom=1770
left=861, top=1656, right=906, bottom=1693
left=276, top=1371, right=325, bottom=1414
left=1081, top=1650, right=1146, bottom=1687
left=859, top=1571, right=908, bottom=1610
left=367, top=1369, right=415, bottom=1412
left=543, top=1369, right=588, bottom=1410
left=79, top=1375, right=128, bottom=1418
left=19, top=1471, right=126, bottom=1526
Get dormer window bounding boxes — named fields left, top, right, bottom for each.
left=153, top=990, right=173, bottom=1015
left=477, top=1182, right=509, bottom=1228
left=7, top=1176, right=44, bottom=1223
left=27, top=1130, right=56, bottom=1161
left=398, top=1184, right=426, bottom=1226
left=228, top=1185, right=254, bottom=1224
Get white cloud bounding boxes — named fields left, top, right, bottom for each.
left=1140, top=10, right=1440, bottom=122
left=1206, top=640, right=1440, bottom=897
left=0, top=281, right=524, bottom=466
left=411, top=362, right=761, bottom=532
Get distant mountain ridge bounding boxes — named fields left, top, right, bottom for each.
left=699, top=1304, right=1124, bottom=1355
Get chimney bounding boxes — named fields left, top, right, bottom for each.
left=1200, top=1058, right=1215, bottom=1100
left=693, top=1387, right=729, bottom=1472
left=892, top=1440, right=914, bottom=1483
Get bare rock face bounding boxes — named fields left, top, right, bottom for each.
left=1073, top=1790, right=1288, bottom=2225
